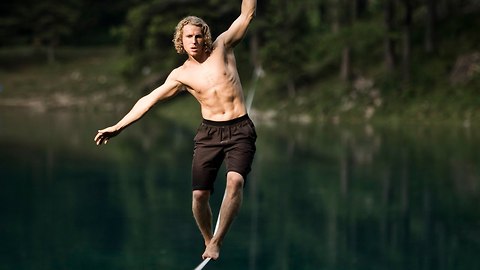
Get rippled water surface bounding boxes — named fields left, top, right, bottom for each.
left=1, top=108, right=479, bottom=270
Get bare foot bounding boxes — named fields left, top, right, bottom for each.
left=202, top=242, right=220, bottom=260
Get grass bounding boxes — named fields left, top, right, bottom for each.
left=0, top=43, right=478, bottom=127
left=0, top=46, right=133, bottom=112
left=0, top=46, right=206, bottom=129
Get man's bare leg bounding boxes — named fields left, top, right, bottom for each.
left=192, top=190, right=213, bottom=247
left=202, top=172, right=244, bottom=260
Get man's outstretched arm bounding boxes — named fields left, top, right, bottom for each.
left=218, top=0, right=256, bottom=48
left=94, top=71, right=182, bottom=145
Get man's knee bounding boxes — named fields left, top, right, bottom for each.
left=193, top=189, right=210, bottom=203
left=227, top=172, right=244, bottom=190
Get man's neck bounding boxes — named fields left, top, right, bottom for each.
left=189, top=52, right=210, bottom=64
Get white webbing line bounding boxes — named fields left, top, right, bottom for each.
left=194, top=257, right=211, bottom=270
left=246, top=66, right=261, bottom=114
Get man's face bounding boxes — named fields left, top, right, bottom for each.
left=182, top=24, right=205, bottom=56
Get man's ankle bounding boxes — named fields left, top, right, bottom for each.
left=209, top=237, right=222, bottom=247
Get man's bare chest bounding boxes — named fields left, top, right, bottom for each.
left=181, top=63, right=235, bottom=93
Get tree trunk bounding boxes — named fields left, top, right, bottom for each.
left=331, top=0, right=340, bottom=33
left=384, top=0, right=397, bottom=71
left=354, top=0, right=368, bottom=19
left=425, top=0, right=437, bottom=53
left=249, top=30, right=262, bottom=75
left=287, top=79, right=296, bottom=98
left=443, top=0, right=456, bottom=15
left=47, top=44, right=56, bottom=64
left=340, top=47, right=352, bottom=81
left=340, top=0, right=353, bottom=82
left=401, top=0, right=413, bottom=85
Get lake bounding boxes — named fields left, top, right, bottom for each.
left=1, top=107, right=479, bottom=270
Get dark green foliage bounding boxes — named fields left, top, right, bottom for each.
left=117, top=0, right=241, bottom=76
left=1, top=0, right=479, bottom=120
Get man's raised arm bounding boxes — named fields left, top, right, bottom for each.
left=218, top=0, right=257, bottom=47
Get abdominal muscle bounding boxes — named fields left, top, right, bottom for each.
left=194, top=84, right=247, bottom=121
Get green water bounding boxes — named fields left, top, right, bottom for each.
left=1, top=108, right=479, bottom=270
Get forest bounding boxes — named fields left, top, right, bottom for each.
left=1, top=0, right=479, bottom=122
left=1, top=3, right=480, bottom=268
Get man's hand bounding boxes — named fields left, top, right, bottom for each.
left=94, top=126, right=120, bottom=145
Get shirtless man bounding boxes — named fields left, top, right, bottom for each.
left=94, top=0, right=257, bottom=261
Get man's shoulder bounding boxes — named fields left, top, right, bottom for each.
left=171, top=64, right=187, bottom=77
left=169, top=62, right=196, bottom=85
left=172, top=65, right=183, bottom=73
left=163, top=65, right=185, bottom=86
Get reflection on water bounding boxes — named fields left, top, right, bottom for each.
left=1, top=108, right=479, bottom=270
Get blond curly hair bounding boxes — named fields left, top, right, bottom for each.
left=173, top=16, right=213, bottom=54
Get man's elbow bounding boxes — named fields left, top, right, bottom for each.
left=244, top=9, right=256, bottom=24
left=249, top=4, right=256, bottom=19
left=242, top=0, right=256, bottom=21
left=249, top=10, right=256, bottom=21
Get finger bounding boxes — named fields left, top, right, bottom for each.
left=94, top=132, right=103, bottom=142
left=95, top=135, right=104, bottom=146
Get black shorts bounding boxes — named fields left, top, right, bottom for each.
left=192, top=114, right=257, bottom=193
